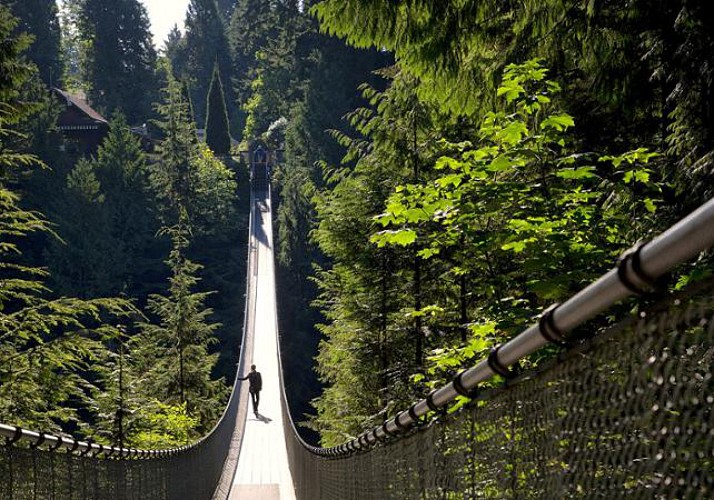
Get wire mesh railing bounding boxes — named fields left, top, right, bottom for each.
left=281, top=197, right=714, bottom=499
left=285, top=281, right=714, bottom=498
left=0, top=359, right=244, bottom=499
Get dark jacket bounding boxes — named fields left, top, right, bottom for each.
left=244, top=371, right=262, bottom=393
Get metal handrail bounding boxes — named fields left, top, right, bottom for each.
left=311, top=196, right=714, bottom=457
left=0, top=423, right=190, bottom=458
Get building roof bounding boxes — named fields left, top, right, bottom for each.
left=53, top=88, right=109, bottom=127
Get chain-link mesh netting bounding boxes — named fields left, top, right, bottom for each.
left=285, top=280, right=714, bottom=499
left=0, top=377, right=244, bottom=500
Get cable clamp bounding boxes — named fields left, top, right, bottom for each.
left=487, top=345, right=520, bottom=379
left=407, top=404, right=422, bottom=425
left=425, top=389, right=443, bottom=412
left=5, top=426, right=23, bottom=446
left=48, top=436, right=64, bottom=452
left=370, top=429, right=382, bottom=444
left=80, top=440, right=93, bottom=457
left=617, top=240, right=668, bottom=295
left=452, top=371, right=479, bottom=398
left=30, top=432, right=45, bottom=449
left=539, top=303, right=568, bottom=347
left=393, top=411, right=410, bottom=431
left=67, top=440, right=80, bottom=454
left=381, top=421, right=396, bottom=437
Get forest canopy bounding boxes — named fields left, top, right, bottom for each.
left=1, top=0, right=713, bottom=450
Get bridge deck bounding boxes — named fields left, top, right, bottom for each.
left=228, top=190, right=296, bottom=499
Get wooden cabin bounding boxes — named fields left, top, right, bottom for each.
left=53, top=88, right=109, bottom=156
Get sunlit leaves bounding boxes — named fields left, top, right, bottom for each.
left=370, top=59, right=665, bottom=395
left=540, top=114, right=575, bottom=131
left=556, top=166, right=598, bottom=180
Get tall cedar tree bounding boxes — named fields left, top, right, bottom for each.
left=205, top=64, right=232, bottom=156
left=0, top=6, right=133, bottom=431
left=178, top=0, right=234, bottom=129
left=240, top=1, right=302, bottom=140
left=151, top=72, right=237, bottom=236
left=133, top=223, right=227, bottom=433
left=70, top=0, right=158, bottom=124
left=228, top=0, right=277, bottom=134
left=275, top=33, right=389, bottom=440
left=311, top=0, right=714, bottom=205
left=7, top=0, right=62, bottom=87
left=150, top=74, right=197, bottom=226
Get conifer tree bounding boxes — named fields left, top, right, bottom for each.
left=0, top=6, right=133, bottom=431
left=151, top=74, right=237, bottom=236
left=133, top=222, right=227, bottom=432
left=70, top=0, right=159, bottom=124
left=151, top=75, right=197, bottom=226
left=48, top=114, right=159, bottom=298
left=7, top=0, right=63, bottom=86
left=180, top=0, right=234, bottom=128
left=205, top=64, right=232, bottom=156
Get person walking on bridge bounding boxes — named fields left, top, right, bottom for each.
left=239, top=364, right=262, bottom=414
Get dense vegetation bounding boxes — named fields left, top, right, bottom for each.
left=2, top=0, right=713, bottom=452
left=307, top=0, right=714, bottom=445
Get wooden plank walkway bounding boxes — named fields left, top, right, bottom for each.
left=228, top=190, right=296, bottom=500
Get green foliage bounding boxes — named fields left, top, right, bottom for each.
left=172, top=0, right=234, bottom=128
left=373, top=61, right=664, bottom=381
left=7, top=0, right=63, bottom=86
left=151, top=75, right=237, bottom=235
left=132, top=223, right=227, bottom=433
left=47, top=114, right=157, bottom=298
left=309, top=57, right=670, bottom=445
left=310, top=68, right=451, bottom=444
left=0, top=4, right=236, bottom=448
left=205, top=64, right=232, bottom=156
left=67, top=0, right=159, bottom=123
left=312, top=0, right=713, bottom=211
left=1, top=8, right=137, bottom=431
left=129, top=401, right=200, bottom=448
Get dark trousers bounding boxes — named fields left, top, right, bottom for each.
left=250, top=390, right=260, bottom=412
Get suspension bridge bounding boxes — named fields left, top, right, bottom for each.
left=2, top=159, right=714, bottom=498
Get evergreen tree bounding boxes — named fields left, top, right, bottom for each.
left=92, top=113, right=159, bottom=296
left=47, top=157, right=118, bottom=298
left=7, top=0, right=63, bottom=86
left=239, top=1, right=303, bottom=140
left=310, top=69, right=445, bottom=444
left=205, top=64, right=232, bottom=156
left=274, top=34, right=389, bottom=435
left=47, top=114, right=158, bottom=298
left=215, top=0, right=236, bottom=21
left=163, top=24, right=186, bottom=67
left=70, top=0, right=159, bottom=124
left=0, top=6, right=133, bottom=431
left=133, top=223, right=227, bottom=432
left=151, top=74, right=237, bottom=237
left=228, top=0, right=277, bottom=134
left=150, top=75, right=198, bottom=226
left=180, top=0, right=234, bottom=129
